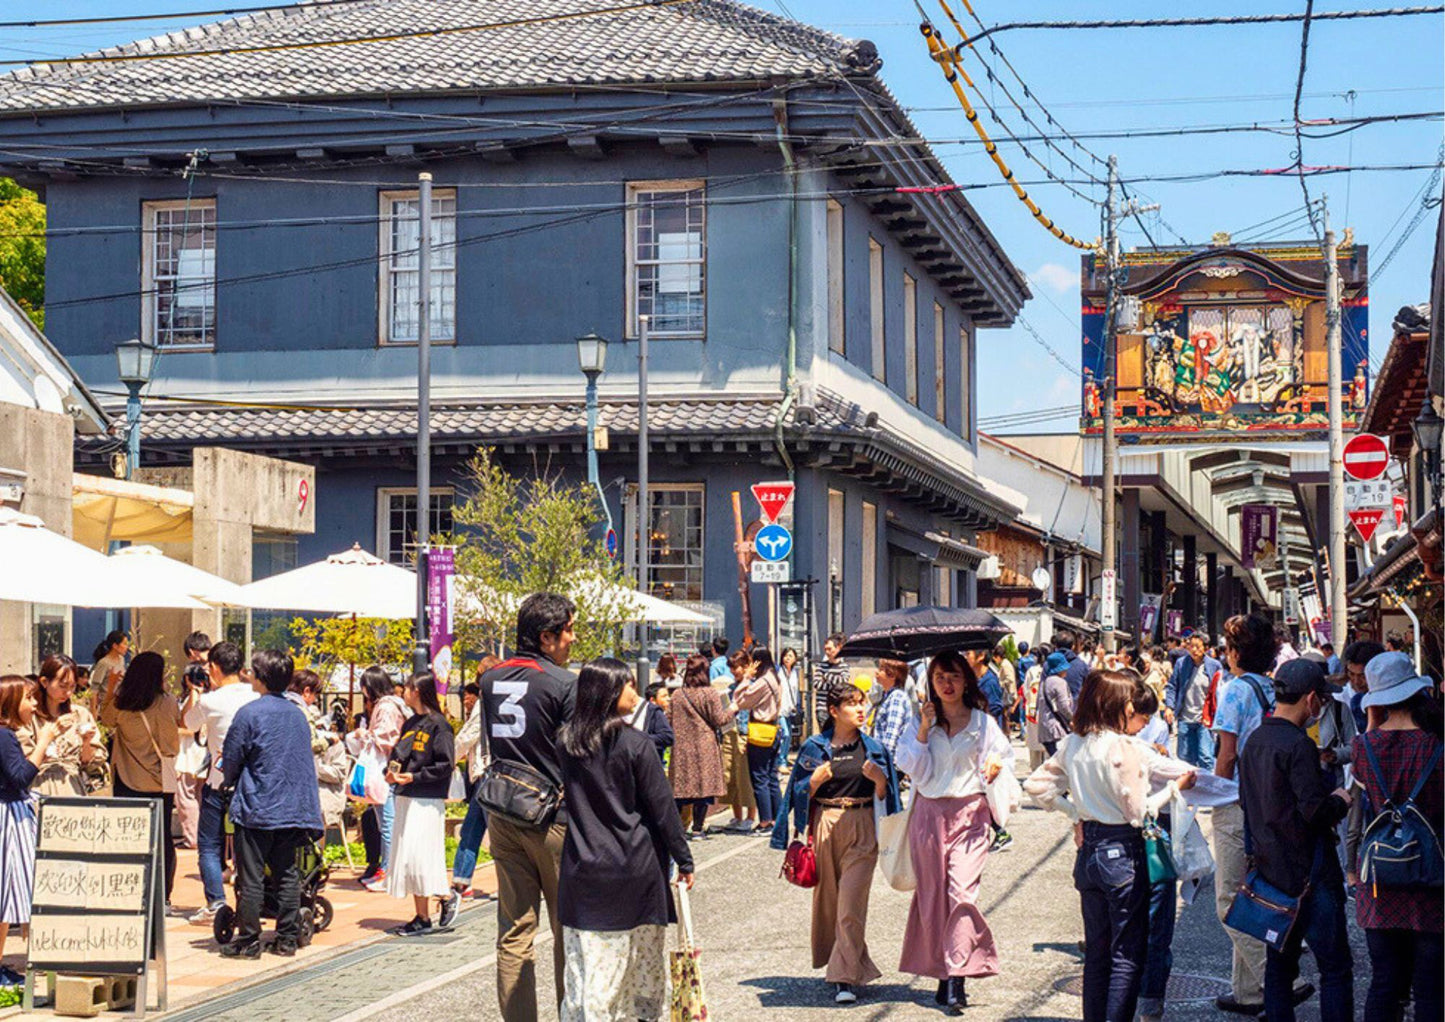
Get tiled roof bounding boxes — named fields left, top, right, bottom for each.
left=0, top=0, right=871, bottom=112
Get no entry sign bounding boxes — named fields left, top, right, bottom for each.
left=1343, top=433, right=1390, bottom=481
left=1348, top=508, right=1386, bottom=543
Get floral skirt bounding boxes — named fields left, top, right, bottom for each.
left=561, top=923, right=667, bottom=1022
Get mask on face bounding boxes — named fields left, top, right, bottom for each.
left=1305, top=695, right=1324, bottom=728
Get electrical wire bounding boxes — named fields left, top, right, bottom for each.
left=1292, top=0, right=1324, bottom=243
left=0, top=0, right=705, bottom=67
left=1372, top=145, right=1445, bottom=276
left=912, top=15, right=1095, bottom=249
left=0, top=1, right=384, bottom=30
left=955, top=7, right=1444, bottom=48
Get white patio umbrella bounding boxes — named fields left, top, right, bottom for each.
left=0, top=508, right=208, bottom=609
left=234, top=543, right=416, bottom=618
left=104, top=545, right=248, bottom=606
left=456, top=576, right=711, bottom=626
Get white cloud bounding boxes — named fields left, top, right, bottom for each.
left=1032, top=262, right=1078, bottom=295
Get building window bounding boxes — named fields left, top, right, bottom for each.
left=142, top=199, right=216, bottom=348
left=827, top=199, right=845, bottom=355
left=380, top=189, right=457, bottom=345
left=868, top=237, right=885, bottom=381
left=933, top=302, right=946, bottom=422
left=904, top=273, right=918, bottom=405
left=960, top=323, right=974, bottom=439
left=628, top=484, right=704, bottom=601
left=377, top=487, right=455, bottom=565
left=861, top=500, right=877, bottom=618
left=627, top=182, right=705, bottom=338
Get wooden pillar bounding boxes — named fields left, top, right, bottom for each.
left=1182, top=535, right=1198, bottom=627
left=1122, top=488, right=1142, bottom=637
left=1206, top=551, right=1220, bottom=636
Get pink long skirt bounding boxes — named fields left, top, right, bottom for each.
left=898, top=792, right=1000, bottom=980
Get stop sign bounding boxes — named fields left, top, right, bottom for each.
left=1343, top=433, right=1390, bottom=481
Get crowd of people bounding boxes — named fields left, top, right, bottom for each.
left=0, top=602, right=1434, bottom=1022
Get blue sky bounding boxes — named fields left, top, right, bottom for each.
left=3, top=1, right=1442, bottom=432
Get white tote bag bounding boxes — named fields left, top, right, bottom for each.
left=876, top=796, right=917, bottom=892
left=986, top=765, right=1023, bottom=830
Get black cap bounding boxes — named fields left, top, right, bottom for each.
left=1273, top=658, right=1338, bottom=699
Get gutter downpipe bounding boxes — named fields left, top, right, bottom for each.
left=772, top=94, right=798, bottom=477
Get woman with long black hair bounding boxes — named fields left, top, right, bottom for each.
left=897, top=651, right=1013, bottom=1013
left=557, top=658, right=693, bottom=1022
left=90, top=629, right=128, bottom=721
left=346, top=666, right=407, bottom=890
left=99, top=651, right=181, bottom=903
left=734, top=646, right=783, bottom=833
left=384, top=673, right=455, bottom=935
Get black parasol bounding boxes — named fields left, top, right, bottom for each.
left=837, top=606, right=1012, bottom=660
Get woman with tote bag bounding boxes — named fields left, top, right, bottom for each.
left=895, top=651, right=1013, bottom=1013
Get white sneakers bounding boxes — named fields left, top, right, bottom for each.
left=188, top=901, right=224, bottom=926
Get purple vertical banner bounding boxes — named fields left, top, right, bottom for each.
left=427, top=546, right=456, bottom=694
left=1166, top=610, right=1184, bottom=638
left=1240, top=504, right=1279, bottom=570
left=1139, top=602, right=1159, bottom=637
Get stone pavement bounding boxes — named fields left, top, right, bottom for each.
left=107, top=751, right=1369, bottom=1022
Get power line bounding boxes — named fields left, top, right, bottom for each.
left=0, top=0, right=376, bottom=30
left=956, top=6, right=1444, bottom=48
left=0, top=0, right=701, bottom=67
left=1292, top=0, right=1324, bottom=243
left=1372, top=145, right=1445, bottom=276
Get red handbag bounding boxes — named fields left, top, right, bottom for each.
left=781, top=834, right=818, bottom=888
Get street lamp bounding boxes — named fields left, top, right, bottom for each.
left=114, top=338, right=156, bottom=479
left=1412, top=397, right=1443, bottom=494
left=576, top=331, right=608, bottom=491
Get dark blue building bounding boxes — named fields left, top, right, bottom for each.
left=0, top=0, right=1028, bottom=645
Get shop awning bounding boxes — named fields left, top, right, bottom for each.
left=886, top=524, right=988, bottom=572
left=72, top=473, right=193, bottom=551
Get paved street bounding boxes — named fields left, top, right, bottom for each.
left=152, top=752, right=1360, bottom=1022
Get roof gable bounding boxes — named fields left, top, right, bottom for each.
left=0, top=0, right=871, bottom=112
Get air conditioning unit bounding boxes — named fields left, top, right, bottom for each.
left=976, top=555, right=1001, bottom=581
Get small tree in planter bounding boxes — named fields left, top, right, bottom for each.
left=452, top=449, right=633, bottom=663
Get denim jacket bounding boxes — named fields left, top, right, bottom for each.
left=770, top=730, right=901, bottom=850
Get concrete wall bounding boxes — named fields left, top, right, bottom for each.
left=0, top=406, right=76, bottom=672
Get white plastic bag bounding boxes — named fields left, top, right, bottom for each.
left=986, top=765, right=1023, bottom=830
left=446, top=768, right=467, bottom=802
left=876, top=798, right=917, bottom=891
left=1170, top=790, right=1215, bottom=905
left=347, top=744, right=390, bottom=805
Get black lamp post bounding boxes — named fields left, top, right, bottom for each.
left=1413, top=397, right=1444, bottom=494
left=114, top=338, right=157, bottom=479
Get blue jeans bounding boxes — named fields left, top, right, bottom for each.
left=745, top=742, right=780, bottom=824
left=197, top=785, right=228, bottom=906
left=1138, top=873, right=1177, bottom=1012
left=1176, top=721, right=1215, bottom=771
left=451, top=798, right=488, bottom=885
left=1365, top=927, right=1442, bottom=1022
left=376, top=787, right=396, bottom=871
left=1075, top=823, right=1150, bottom=1022
left=1264, top=874, right=1352, bottom=1022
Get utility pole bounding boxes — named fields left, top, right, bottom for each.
left=636, top=314, right=650, bottom=686
left=1323, top=197, right=1347, bottom=650
left=413, top=172, right=433, bottom=678
left=1100, top=156, right=1119, bottom=653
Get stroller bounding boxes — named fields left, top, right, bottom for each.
left=213, top=835, right=335, bottom=947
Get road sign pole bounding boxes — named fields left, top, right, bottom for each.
left=1323, top=199, right=1346, bottom=650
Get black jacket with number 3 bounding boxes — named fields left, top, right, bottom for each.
left=558, top=724, right=694, bottom=932
left=479, top=653, right=577, bottom=791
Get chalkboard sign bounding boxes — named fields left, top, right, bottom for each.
left=25, top=797, right=168, bottom=1017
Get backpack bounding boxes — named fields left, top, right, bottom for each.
left=1357, top=737, right=1443, bottom=891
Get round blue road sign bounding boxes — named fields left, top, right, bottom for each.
left=605, top=528, right=618, bottom=558
left=753, top=523, right=792, bottom=562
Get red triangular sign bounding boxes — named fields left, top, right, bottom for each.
left=1348, top=507, right=1385, bottom=543
left=751, top=482, right=794, bottom=525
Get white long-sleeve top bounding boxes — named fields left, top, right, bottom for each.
left=895, top=708, right=1014, bottom=800
left=1023, top=730, right=1193, bottom=826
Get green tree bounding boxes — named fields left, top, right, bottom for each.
left=289, top=615, right=414, bottom=681
left=0, top=179, right=44, bottom=329
left=452, top=449, right=632, bottom=663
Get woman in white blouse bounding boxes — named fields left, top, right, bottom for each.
left=896, top=651, right=1013, bottom=1014
left=1023, top=669, right=1196, bottom=1022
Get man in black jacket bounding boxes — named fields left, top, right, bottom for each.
left=1238, top=658, right=1354, bottom=1022
left=479, top=593, right=577, bottom=1022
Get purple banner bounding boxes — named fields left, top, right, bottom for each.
left=1166, top=610, right=1184, bottom=638
left=1139, top=602, right=1159, bottom=637
left=427, top=546, right=456, bottom=694
left=1240, top=504, right=1279, bottom=570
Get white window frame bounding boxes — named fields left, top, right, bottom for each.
left=960, top=323, right=974, bottom=440
left=142, top=198, right=217, bottom=350
left=624, top=483, right=706, bottom=601
left=376, top=487, right=455, bottom=565
left=868, top=237, right=885, bottom=381
left=933, top=302, right=946, bottom=422
left=861, top=500, right=878, bottom=618
left=379, top=188, right=457, bottom=346
left=827, top=199, right=845, bottom=355
left=903, top=273, right=918, bottom=405
left=626, top=180, right=706, bottom=339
